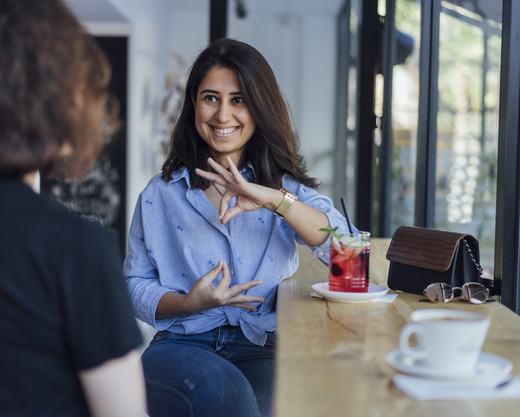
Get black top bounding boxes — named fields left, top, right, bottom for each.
left=0, top=180, right=142, bottom=416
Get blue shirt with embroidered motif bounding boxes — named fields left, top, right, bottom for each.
left=123, top=166, right=349, bottom=346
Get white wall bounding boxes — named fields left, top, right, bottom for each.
left=102, top=0, right=208, bottom=228
left=228, top=7, right=340, bottom=195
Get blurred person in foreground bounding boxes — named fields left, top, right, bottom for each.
left=124, top=38, right=350, bottom=417
left=0, top=0, right=146, bottom=416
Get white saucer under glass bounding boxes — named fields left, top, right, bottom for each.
left=311, top=282, right=388, bottom=303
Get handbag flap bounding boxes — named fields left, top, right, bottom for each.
left=386, top=226, right=471, bottom=272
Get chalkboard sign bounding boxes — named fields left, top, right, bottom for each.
left=41, top=36, right=128, bottom=252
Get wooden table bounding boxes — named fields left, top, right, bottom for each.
left=274, top=238, right=520, bottom=417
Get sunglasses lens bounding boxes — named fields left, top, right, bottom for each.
left=424, top=283, right=454, bottom=303
left=462, top=283, right=489, bottom=304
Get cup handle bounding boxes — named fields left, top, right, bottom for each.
left=399, top=323, right=427, bottom=359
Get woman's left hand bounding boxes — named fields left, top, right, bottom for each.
left=195, top=156, right=277, bottom=224
left=196, top=156, right=331, bottom=246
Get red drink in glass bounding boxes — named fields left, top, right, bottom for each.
left=328, top=232, right=370, bottom=292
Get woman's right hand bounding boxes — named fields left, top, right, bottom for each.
left=186, top=260, right=264, bottom=312
left=156, top=261, right=264, bottom=318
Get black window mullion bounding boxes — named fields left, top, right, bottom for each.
left=356, top=0, right=380, bottom=232
left=495, top=0, right=520, bottom=313
left=333, top=3, right=351, bottom=207
left=378, top=0, right=396, bottom=237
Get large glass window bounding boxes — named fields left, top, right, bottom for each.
left=338, top=0, right=519, bottom=306
left=372, top=0, right=501, bottom=273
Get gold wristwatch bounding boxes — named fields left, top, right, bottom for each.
left=274, top=189, right=298, bottom=219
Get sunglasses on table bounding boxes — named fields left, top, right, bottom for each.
left=422, top=282, right=491, bottom=304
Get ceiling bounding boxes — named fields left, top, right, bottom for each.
left=64, top=0, right=346, bottom=23
left=64, top=0, right=501, bottom=34
left=64, top=0, right=127, bottom=22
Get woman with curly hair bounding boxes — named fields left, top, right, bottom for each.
left=124, top=38, right=349, bottom=417
left=0, top=0, right=146, bottom=415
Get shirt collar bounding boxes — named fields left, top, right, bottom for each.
left=169, top=166, right=190, bottom=184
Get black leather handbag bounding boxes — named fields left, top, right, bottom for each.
left=385, top=226, right=486, bottom=295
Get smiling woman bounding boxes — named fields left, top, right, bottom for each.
left=124, top=38, right=352, bottom=417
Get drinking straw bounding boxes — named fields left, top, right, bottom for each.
left=340, top=197, right=354, bottom=234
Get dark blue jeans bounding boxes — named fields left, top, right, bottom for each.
left=142, top=326, right=275, bottom=417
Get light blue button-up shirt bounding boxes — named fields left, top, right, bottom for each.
left=123, top=166, right=349, bottom=345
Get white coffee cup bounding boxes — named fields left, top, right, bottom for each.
left=399, top=308, right=490, bottom=376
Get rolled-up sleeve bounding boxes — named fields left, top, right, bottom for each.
left=286, top=178, right=352, bottom=264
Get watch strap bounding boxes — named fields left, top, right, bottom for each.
left=274, top=189, right=298, bottom=219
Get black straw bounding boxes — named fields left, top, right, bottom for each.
left=340, top=197, right=354, bottom=234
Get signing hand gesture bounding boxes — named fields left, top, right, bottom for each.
left=184, top=260, right=264, bottom=312
left=195, top=156, right=278, bottom=224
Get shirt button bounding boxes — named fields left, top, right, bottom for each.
left=318, top=251, right=324, bottom=256
left=231, top=270, right=235, bottom=275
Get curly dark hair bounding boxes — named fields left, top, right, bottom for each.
left=0, top=0, right=117, bottom=179
left=161, top=38, right=318, bottom=190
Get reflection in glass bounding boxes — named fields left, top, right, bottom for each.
left=435, top=1, right=502, bottom=273
left=389, top=0, right=421, bottom=231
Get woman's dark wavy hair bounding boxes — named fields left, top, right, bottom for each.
left=161, top=38, right=318, bottom=190
left=0, top=0, right=117, bottom=179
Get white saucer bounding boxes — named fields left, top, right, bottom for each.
left=386, top=349, right=513, bottom=381
left=311, top=282, right=388, bottom=303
